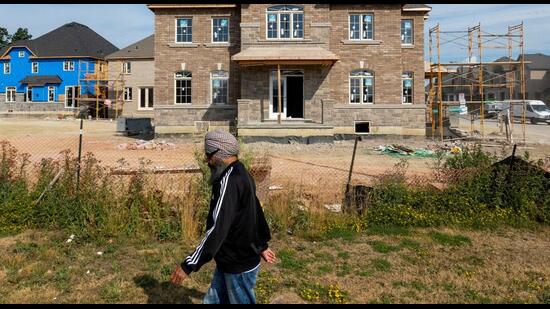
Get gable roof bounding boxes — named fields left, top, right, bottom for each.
left=518, top=53, right=550, bottom=70
left=0, top=22, right=118, bottom=59
left=105, top=35, right=154, bottom=60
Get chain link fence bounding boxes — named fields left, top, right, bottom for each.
left=1, top=118, right=436, bottom=205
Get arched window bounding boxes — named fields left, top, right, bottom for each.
left=211, top=70, right=229, bottom=104
left=349, top=70, right=374, bottom=104
left=266, top=5, right=304, bottom=39
left=175, top=71, right=192, bottom=104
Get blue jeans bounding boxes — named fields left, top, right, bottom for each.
left=203, top=264, right=260, bottom=304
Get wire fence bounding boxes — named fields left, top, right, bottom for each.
left=1, top=118, right=440, bottom=205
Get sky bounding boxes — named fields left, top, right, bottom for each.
left=1, top=4, right=549, bottom=62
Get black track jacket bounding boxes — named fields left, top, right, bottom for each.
left=181, top=160, right=271, bottom=275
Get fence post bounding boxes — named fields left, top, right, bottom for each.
left=76, top=117, right=83, bottom=191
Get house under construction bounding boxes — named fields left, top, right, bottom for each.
left=427, top=22, right=528, bottom=143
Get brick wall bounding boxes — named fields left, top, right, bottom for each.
left=152, top=4, right=427, bottom=134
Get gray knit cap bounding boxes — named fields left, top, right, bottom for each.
left=204, top=129, right=239, bottom=160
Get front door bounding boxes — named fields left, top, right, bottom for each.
left=286, top=76, right=304, bottom=118
left=269, top=70, right=304, bottom=120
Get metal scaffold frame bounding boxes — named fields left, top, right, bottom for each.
left=77, top=60, right=126, bottom=119
left=427, top=22, right=528, bottom=144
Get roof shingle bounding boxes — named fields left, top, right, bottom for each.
left=1, top=22, right=118, bottom=59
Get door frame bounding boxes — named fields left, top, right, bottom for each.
left=268, top=70, right=304, bottom=120
left=65, top=85, right=78, bottom=108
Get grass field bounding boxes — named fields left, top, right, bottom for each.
left=1, top=226, right=549, bottom=304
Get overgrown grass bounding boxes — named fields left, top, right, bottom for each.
left=1, top=140, right=549, bottom=247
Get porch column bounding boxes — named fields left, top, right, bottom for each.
left=277, top=64, right=282, bottom=124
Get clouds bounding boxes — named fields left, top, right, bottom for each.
left=0, top=4, right=153, bottom=49
left=425, top=4, right=550, bottom=62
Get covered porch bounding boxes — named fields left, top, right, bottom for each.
left=232, top=46, right=338, bottom=139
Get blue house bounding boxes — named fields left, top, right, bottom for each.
left=0, top=22, right=118, bottom=114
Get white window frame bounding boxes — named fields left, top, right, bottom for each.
left=210, top=71, right=229, bottom=105
left=63, top=61, right=74, bottom=71
left=349, top=70, right=374, bottom=104
left=31, top=62, right=38, bottom=74
left=401, top=19, right=414, bottom=45
left=402, top=72, right=414, bottom=104
left=5, top=87, right=16, bottom=102
left=138, top=87, right=154, bottom=110
left=266, top=5, right=304, bottom=40
left=123, top=61, right=131, bottom=74
left=348, top=13, right=374, bottom=41
left=175, top=17, right=193, bottom=44
left=211, top=17, right=230, bottom=43
left=123, top=87, right=133, bottom=102
left=18, top=51, right=25, bottom=58
left=3, top=62, right=10, bottom=74
left=64, top=86, right=78, bottom=108
left=48, top=86, right=55, bottom=103
left=26, top=86, right=33, bottom=102
left=174, top=71, right=192, bottom=105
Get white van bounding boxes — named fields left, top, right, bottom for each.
left=491, top=100, right=550, bottom=124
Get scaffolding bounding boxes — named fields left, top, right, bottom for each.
left=427, top=22, right=527, bottom=144
left=77, top=59, right=126, bottom=119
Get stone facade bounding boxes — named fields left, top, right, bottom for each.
left=150, top=4, right=429, bottom=137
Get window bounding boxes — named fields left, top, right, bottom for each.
left=26, top=87, right=33, bottom=102
left=3, top=63, right=9, bottom=74
left=349, top=70, right=374, bottom=104
left=6, top=87, right=16, bottom=102
left=48, top=86, right=55, bottom=102
left=212, top=18, right=229, bottom=43
left=63, top=61, right=74, bottom=71
left=175, top=71, right=192, bottom=104
left=176, top=18, right=193, bottom=43
left=266, top=5, right=304, bottom=39
left=401, top=20, right=413, bottom=45
left=349, top=14, right=373, bottom=40
left=32, top=62, right=38, bottom=74
left=123, top=87, right=132, bottom=101
left=123, top=62, right=131, bottom=74
left=139, top=87, right=154, bottom=110
left=211, top=71, right=228, bottom=104
left=402, top=72, right=414, bottom=104
left=18, top=51, right=25, bottom=58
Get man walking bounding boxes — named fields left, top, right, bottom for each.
left=171, top=129, right=276, bottom=304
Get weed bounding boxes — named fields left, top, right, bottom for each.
left=429, top=232, right=471, bottom=246
left=100, top=280, right=123, bottom=303
left=370, top=258, right=391, bottom=272
left=369, top=240, right=401, bottom=254
left=278, top=249, right=308, bottom=271
left=399, top=238, right=421, bottom=250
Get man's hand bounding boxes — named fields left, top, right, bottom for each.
left=261, top=248, right=276, bottom=264
left=170, top=265, right=187, bottom=286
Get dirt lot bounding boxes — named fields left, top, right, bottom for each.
left=1, top=117, right=550, bottom=197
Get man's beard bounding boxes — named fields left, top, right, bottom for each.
left=208, top=160, right=227, bottom=185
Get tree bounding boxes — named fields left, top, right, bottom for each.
left=9, top=28, right=32, bottom=43
left=0, top=27, right=10, bottom=49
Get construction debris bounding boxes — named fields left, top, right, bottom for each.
left=375, top=144, right=436, bottom=158
left=117, top=140, right=177, bottom=151
left=324, top=203, right=342, bottom=213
